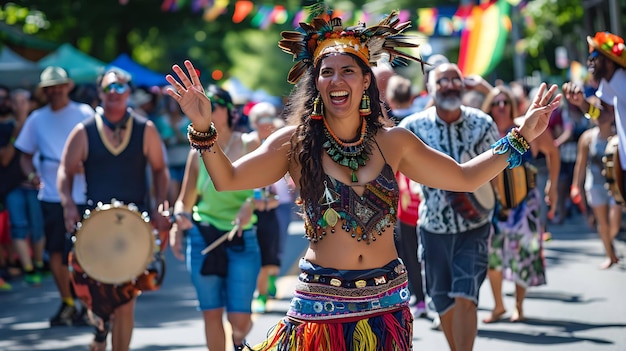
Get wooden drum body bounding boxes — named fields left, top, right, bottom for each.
left=603, top=135, right=625, bottom=205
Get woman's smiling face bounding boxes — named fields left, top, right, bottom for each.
left=316, top=54, right=370, bottom=120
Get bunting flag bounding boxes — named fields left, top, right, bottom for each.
left=158, top=0, right=512, bottom=41
left=458, top=0, right=511, bottom=76
left=232, top=0, right=253, bottom=23
left=417, top=8, right=438, bottom=35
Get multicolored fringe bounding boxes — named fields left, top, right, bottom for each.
left=254, top=307, right=413, bottom=351
left=253, top=259, right=413, bottom=350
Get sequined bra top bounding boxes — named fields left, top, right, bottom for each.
left=304, top=157, right=399, bottom=245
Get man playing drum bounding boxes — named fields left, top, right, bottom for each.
left=58, top=68, right=170, bottom=351
left=398, top=63, right=499, bottom=351
left=563, top=32, right=626, bottom=205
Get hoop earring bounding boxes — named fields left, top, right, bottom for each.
left=359, top=91, right=371, bottom=116
left=311, top=93, right=324, bottom=120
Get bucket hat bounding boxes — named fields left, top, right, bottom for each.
left=38, top=66, right=72, bottom=88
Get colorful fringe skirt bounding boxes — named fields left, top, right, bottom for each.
left=253, top=258, right=413, bottom=351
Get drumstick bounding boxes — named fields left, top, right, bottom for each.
left=200, top=224, right=239, bottom=255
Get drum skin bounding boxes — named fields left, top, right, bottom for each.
left=603, top=136, right=625, bottom=205
left=74, top=204, right=155, bottom=284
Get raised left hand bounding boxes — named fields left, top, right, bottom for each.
left=517, top=83, right=562, bottom=143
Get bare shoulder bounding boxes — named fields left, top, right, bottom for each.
left=268, top=125, right=297, bottom=146
left=68, top=122, right=87, bottom=140
left=380, top=126, right=418, bottom=144
left=377, top=127, right=422, bottom=166
left=579, top=128, right=594, bottom=144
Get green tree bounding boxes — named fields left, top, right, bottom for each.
left=520, top=0, right=586, bottom=82
left=3, top=0, right=485, bottom=94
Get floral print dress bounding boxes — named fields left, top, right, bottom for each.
left=489, top=188, right=547, bottom=288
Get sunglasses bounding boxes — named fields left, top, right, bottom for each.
left=436, top=77, right=463, bottom=88
left=103, top=82, right=129, bottom=94
left=491, top=100, right=510, bottom=107
left=587, top=50, right=603, bottom=63
left=207, top=93, right=233, bottom=111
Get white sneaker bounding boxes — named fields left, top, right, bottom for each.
left=431, top=315, right=442, bottom=331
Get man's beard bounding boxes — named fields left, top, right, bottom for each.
left=434, top=92, right=462, bottom=111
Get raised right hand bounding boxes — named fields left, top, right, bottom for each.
left=165, top=60, right=213, bottom=132
left=561, top=82, right=585, bottom=109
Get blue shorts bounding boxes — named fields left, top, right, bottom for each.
left=6, top=187, right=44, bottom=241
left=419, top=223, right=490, bottom=315
left=185, top=223, right=261, bottom=312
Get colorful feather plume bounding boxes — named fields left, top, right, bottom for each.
left=279, top=10, right=424, bottom=84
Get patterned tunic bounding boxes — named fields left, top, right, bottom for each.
left=399, top=106, right=499, bottom=234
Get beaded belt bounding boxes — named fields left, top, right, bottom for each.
left=299, top=261, right=406, bottom=289
left=287, top=268, right=410, bottom=321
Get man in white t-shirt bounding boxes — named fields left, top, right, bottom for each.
left=563, top=31, right=626, bottom=169
left=15, top=66, right=94, bottom=327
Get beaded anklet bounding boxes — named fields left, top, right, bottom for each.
left=187, top=123, right=218, bottom=154
left=491, top=128, right=531, bottom=168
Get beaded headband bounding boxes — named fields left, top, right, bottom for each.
left=279, top=10, right=424, bottom=84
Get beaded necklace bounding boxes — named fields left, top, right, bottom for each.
left=321, top=117, right=374, bottom=183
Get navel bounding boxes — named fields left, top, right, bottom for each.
left=358, top=254, right=363, bottom=262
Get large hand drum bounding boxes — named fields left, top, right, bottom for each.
left=446, top=183, right=496, bottom=223
left=74, top=203, right=155, bottom=284
left=603, top=135, right=625, bottom=205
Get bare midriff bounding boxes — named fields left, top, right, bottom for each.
left=303, top=227, right=398, bottom=270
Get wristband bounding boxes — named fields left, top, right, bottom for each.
left=491, top=128, right=531, bottom=168
left=585, top=104, right=601, bottom=120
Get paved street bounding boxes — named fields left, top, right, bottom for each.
left=1, top=213, right=625, bottom=350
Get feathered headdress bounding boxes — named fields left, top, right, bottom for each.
left=279, top=10, right=424, bottom=84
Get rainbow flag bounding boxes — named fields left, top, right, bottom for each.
left=458, top=0, right=511, bottom=76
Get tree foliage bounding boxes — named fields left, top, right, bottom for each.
left=520, top=0, right=586, bottom=81
left=6, top=0, right=619, bottom=94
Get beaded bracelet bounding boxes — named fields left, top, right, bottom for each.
left=188, top=123, right=218, bottom=154
left=491, top=128, right=531, bottom=168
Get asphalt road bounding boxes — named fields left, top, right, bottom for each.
left=1, top=213, right=625, bottom=351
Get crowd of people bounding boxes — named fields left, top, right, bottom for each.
left=0, top=11, right=624, bottom=351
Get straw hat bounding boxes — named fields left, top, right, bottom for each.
left=38, top=66, right=72, bottom=88
left=587, top=31, right=626, bottom=68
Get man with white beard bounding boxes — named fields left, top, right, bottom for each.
left=399, top=63, right=499, bottom=351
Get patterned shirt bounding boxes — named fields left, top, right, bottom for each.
left=399, top=106, right=499, bottom=234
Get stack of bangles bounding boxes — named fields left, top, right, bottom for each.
left=491, top=128, right=531, bottom=168
left=188, top=123, right=218, bottom=154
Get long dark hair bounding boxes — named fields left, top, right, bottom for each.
left=283, top=53, right=391, bottom=209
